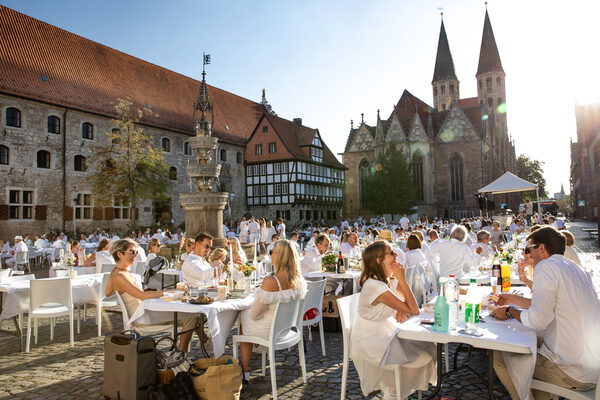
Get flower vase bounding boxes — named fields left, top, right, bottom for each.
left=69, top=265, right=77, bottom=279
left=242, top=276, right=251, bottom=295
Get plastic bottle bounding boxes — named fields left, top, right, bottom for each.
left=434, top=280, right=449, bottom=332
left=464, top=278, right=480, bottom=334
left=501, top=260, right=511, bottom=292
left=446, top=275, right=460, bottom=331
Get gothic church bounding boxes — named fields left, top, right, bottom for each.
left=342, top=10, right=516, bottom=220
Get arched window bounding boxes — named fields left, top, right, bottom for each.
left=359, top=159, right=371, bottom=210
left=37, top=150, right=51, bottom=169
left=48, top=116, right=60, bottom=134
left=74, top=155, right=86, bottom=171
left=441, top=85, right=446, bottom=94
left=183, top=141, right=191, bottom=155
left=450, top=154, right=464, bottom=201
left=220, top=148, right=226, bottom=161
left=434, top=87, right=438, bottom=96
left=496, top=77, right=501, bottom=87
left=6, top=107, right=21, bottom=127
left=449, top=84, right=455, bottom=95
left=161, top=138, right=170, bottom=152
left=169, top=166, right=177, bottom=180
left=412, top=154, right=424, bottom=202
left=0, top=145, right=8, bottom=165
left=82, top=122, right=93, bottom=139
left=488, top=98, right=494, bottom=108
left=478, top=80, right=483, bottom=90
left=237, top=152, right=242, bottom=164
left=486, top=77, right=492, bottom=90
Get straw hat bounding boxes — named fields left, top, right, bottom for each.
left=379, top=229, right=392, bottom=242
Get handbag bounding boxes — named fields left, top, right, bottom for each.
left=189, top=355, right=242, bottom=400
left=148, top=371, right=199, bottom=400
left=155, top=337, right=190, bottom=384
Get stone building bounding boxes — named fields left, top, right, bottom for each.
left=342, top=10, right=516, bottom=220
left=0, top=5, right=340, bottom=239
left=571, top=102, right=600, bottom=221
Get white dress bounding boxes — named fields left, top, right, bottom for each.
left=240, top=276, right=307, bottom=338
left=350, top=278, right=436, bottom=398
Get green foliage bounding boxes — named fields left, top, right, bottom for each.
left=86, top=98, right=171, bottom=229
left=516, top=154, right=548, bottom=202
left=361, top=145, right=417, bottom=215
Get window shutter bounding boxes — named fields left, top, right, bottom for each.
left=35, top=205, right=47, bottom=220
left=0, top=205, right=8, bottom=220
left=93, top=207, right=103, bottom=221
left=104, top=207, right=114, bottom=220
left=64, top=206, right=73, bottom=221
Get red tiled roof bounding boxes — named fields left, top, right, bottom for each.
left=390, top=90, right=435, bottom=137
left=459, top=97, right=479, bottom=108
left=0, top=5, right=265, bottom=144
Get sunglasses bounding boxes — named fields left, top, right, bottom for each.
left=204, top=244, right=213, bottom=250
left=525, top=243, right=540, bottom=250
left=123, top=249, right=138, bottom=256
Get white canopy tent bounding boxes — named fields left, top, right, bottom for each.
left=478, top=171, right=539, bottom=216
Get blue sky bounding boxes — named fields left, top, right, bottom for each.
left=3, top=0, right=599, bottom=196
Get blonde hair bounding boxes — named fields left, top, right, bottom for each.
left=109, top=238, right=137, bottom=262
left=209, top=247, right=227, bottom=262
left=272, top=239, right=301, bottom=289
left=185, top=238, right=196, bottom=250
left=413, top=230, right=425, bottom=243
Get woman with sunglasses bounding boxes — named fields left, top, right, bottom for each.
left=105, top=239, right=198, bottom=351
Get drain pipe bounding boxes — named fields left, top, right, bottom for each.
left=62, top=109, right=68, bottom=232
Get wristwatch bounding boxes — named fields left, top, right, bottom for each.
left=505, top=306, right=513, bottom=319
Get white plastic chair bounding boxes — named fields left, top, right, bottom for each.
left=101, top=263, right=116, bottom=273
left=96, top=273, right=119, bottom=336
left=1, top=274, right=35, bottom=328
left=337, top=294, right=360, bottom=400
left=0, top=269, right=11, bottom=282
left=232, top=298, right=306, bottom=400
left=95, top=252, right=115, bottom=274
left=530, top=375, right=599, bottom=400
left=302, top=279, right=327, bottom=356
left=15, top=251, right=30, bottom=273
left=26, top=277, right=74, bottom=352
left=114, top=291, right=174, bottom=336
left=132, top=261, right=146, bottom=277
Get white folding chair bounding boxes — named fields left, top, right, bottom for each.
left=530, top=375, right=599, bottom=400
left=15, top=251, right=30, bottom=273
left=302, top=279, right=327, bottom=356
left=232, top=298, right=306, bottom=400
left=26, top=277, right=74, bottom=352
left=114, top=292, right=174, bottom=336
left=96, top=273, right=119, bottom=336
left=337, top=294, right=360, bottom=400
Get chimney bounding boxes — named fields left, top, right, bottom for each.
left=293, top=118, right=302, bottom=126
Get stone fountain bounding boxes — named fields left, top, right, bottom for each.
left=179, top=65, right=228, bottom=248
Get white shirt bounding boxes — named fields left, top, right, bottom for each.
left=427, top=238, right=479, bottom=278
left=135, top=244, right=147, bottom=263
left=470, top=242, right=494, bottom=258
left=14, top=241, right=28, bottom=253
left=404, top=249, right=427, bottom=268
left=277, top=223, right=286, bottom=239
left=34, top=238, right=48, bottom=249
left=399, top=217, right=410, bottom=231
left=151, top=233, right=165, bottom=244
left=301, top=246, right=323, bottom=274
left=520, top=255, right=600, bottom=384
left=182, top=254, right=215, bottom=285
left=248, top=221, right=259, bottom=234
left=339, top=242, right=361, bottom=259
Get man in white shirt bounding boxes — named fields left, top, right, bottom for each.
left=58, top=232, right=68, bottom=243
left=289, top=232, right=301, bottom=253
left=301, top=234, right=330, bottom=274
left=276, top=218, right=286, bottom=240
left=151, top=229, right=165, bottom=244
left=399, top=214, right=410, bottom=231
left=340, top=232, right=361, bottom=259
left=6, top=235, right=28, bottom=269
left=248, top=217, right=260, bottom=244
left=427, top=225, right=481, bottom=278
left=182, top=233, right=215, bottom=285
left=427, top=229, right=442, bottom=251
left=306, top=230, right=319, bottom=249
left=470, top=231, right=494, bottom=257
left=34, top=235, right=48, bottom=249
left=492, top=227, right=600, bottom=399
left=238, top=217, right=249, bottom=243
left=266, top=234, right=279, bottom=255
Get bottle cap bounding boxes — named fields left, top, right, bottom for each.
left=470, top=278, right=476, bottom=283
left=449, top=274, right=455, bottom=277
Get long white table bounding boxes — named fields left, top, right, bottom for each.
left=129, top=294, right=255, bottom=357
left=303, top=269, right=362, bottom=294
left=385, top=287, right=536, bottom=400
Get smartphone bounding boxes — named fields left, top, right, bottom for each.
left=420, top=319, right=434, bottom=325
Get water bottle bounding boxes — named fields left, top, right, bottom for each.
left=464, top=278, right=480, bottom=334
left=446, top=275, right=460, bottom=331
left=434, top=280, right=449, bottom=332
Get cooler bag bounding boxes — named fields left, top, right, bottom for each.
left=103, top=331, right=157, bottom=400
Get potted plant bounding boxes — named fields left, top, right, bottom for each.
left=321, top=253, right=338, bottom=273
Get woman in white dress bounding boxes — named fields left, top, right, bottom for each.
left=404, top=234, right=428, bottom=268
left=238, top=239, right=307, bottom=383
left=350, top=241, right=435, bottom=399
left=259, top=218, right=267, bottom=254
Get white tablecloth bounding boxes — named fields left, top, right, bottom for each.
left=49, top=266, right=97, bottom=277
left=303, top=270, right=361, bottom=294
left=384, top=287, right=537, bottom=400
left=459, top=271, right=525, bottom=286
left=129, top=295, right=255, bottom=357
left=0, top=274, right=104, bottom=320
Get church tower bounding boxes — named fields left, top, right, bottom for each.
left=432, top=16, right=459, bottom=111
left=476, top=8, right=506, bottom=131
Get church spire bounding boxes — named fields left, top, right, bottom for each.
left=477, top=9, right=504, bottom=75
left=432, top=18, right=457, bottom=83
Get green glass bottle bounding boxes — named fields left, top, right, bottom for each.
left=434, top=281, right=449, bottom=332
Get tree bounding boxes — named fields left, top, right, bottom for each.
left=516, top=154, right=548, bottom=202
left=362, top=145, right=417, bottom=215
left=87, top=98, right=170, bottom=229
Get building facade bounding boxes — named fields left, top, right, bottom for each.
left=342, top=10, right=516, bottom=220
left=571, top=102, right=600, bottom=221
left=0, top=6, right=341, bottom=239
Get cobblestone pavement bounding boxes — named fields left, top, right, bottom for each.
left=1, top=221, right=597, bottom=400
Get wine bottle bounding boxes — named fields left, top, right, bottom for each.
left=337, top=251, right=343, bottom=274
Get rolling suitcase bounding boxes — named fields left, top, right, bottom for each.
left=103, top=331, right=156, bottom=400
